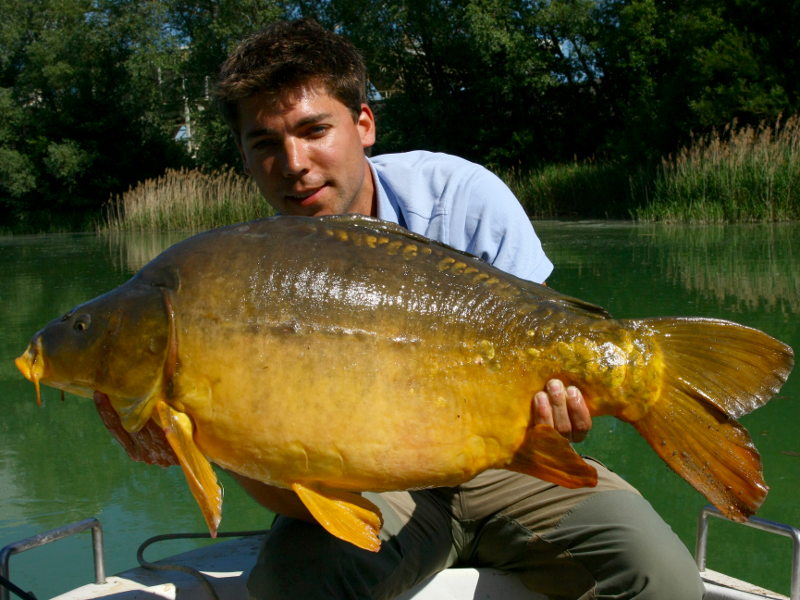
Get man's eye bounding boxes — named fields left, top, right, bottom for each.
left=252, top=139, right=278, bottom=150
left=307, top=125, right=329, bottom=137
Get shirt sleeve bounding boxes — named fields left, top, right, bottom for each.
left=449, top=166, right=554, bottom=284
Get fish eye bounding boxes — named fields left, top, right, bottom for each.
left=73, top=314, right=91, bottom=332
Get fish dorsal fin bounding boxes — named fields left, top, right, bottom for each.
left=291, top=482, right=383, bottom=552
left=531, top=289, right=612, bottom=319
left=155, top=399, right=222, bottom=536
left=508, top=424, right=598, bottom=488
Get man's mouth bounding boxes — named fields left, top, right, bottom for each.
left=286, top=185, right=326, bottom=206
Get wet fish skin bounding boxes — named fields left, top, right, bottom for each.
left=15, top=215, right=794, bottom=551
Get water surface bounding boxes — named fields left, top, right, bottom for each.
left=0, top=222, right=797, bottom=597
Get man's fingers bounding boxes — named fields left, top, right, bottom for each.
left=565, top=385, right=591, bottom=443
left=533, top=380, right=593, bottom=442
left=534, top=390, right=554, bottom=428
left=545, top=379, right=572, bottom=437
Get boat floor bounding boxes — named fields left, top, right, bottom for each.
left=48, top=534, right=787, bottom=600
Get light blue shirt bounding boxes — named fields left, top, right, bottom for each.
left=369, top=151, right=554, bottom=283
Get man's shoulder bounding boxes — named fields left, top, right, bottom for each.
left=369, top=150, right=506, bottom=213
left=370, top=150, right=485, bottom=180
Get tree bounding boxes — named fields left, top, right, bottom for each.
left=0, top=0, right=190, bottom=230
left=164, top=0, right=289, bottom=169
left=3, top=0, right=799, bottom=229
left=690, top=1, right=800, bottom=126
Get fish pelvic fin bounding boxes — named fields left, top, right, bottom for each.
left=155, top=400, right=222, bottom=536
left=507, top=424, right=598, bottom=488
left=627, top=317, right=794, bottom=521
left=291, top=483, right=383, bottom=552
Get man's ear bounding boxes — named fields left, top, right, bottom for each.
left=357, top=103, right=376, bottom=149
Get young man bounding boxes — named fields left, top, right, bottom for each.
left=217, top=19, right=704, bottom=600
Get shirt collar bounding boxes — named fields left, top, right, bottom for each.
left=368, top=157, right=407, bottom=228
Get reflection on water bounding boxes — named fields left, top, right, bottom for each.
left=0, top=222, right=797, bottom=597
left=648, top=223, right=799, bottom=316
left=101, top=230, right=192, bottom=273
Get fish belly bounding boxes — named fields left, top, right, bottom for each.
left=177, top=322, right=537, bottom=492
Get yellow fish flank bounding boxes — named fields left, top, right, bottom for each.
left=15, top=215, right=794, bottom=552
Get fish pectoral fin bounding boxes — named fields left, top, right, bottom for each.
left=154, top=400, right=222, bottom=536
left=508, top=424, right=597, bottom=488
left=291, top=482, right=383, bottom=552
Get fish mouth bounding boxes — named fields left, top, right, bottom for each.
left=15, top=337, right=45, bottom=406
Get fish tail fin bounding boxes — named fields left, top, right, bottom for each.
left=627, top=317, right=793, bottom=521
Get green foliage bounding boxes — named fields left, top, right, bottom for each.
left=43, top=140, right=91, bottom=190
left=691, top=2, right=799, bottom=127
left=0, top=146, right=37, bottom=198
left=502, top=161, right=631, bottom=219
left=320, top=0, right=607, bottom=165
left=0, top=0, right=192, bottom=230
left=3, top=0, right=800, bottom=230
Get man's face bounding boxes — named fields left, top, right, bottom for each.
left=236, top=85, right=376, bottom=217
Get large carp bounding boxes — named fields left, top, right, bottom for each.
left=15, top=215, right=794, bottom=551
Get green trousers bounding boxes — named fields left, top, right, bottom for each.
left=247, top=462, right=704, bottom=600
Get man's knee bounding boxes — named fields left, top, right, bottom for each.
left=555, top=490, right=704, bottom=599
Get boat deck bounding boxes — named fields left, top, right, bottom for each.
left=2, top=506, right=796, bottom=600
left=42, top=533, right=787, bottom=600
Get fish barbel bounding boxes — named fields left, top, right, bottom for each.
left=15, top=215, right=794, bottom=551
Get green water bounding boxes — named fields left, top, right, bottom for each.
left=0, top=222, right=797, bottom=598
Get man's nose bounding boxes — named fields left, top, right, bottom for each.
left=282, top=138, right=309, bottom=177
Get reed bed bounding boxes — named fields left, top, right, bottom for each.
left=102, top=168, right=273, bottom=232
left=501, top=162, right=630, bottom=219
left=644, top=222, right=800, bottom=314
left=633, top=115, right=800, bottom=223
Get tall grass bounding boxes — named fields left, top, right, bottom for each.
left=633, top=115, right=800, bottom=222
left=101, top=168, right=273, bottom=232
left=502, top=162, right=631, bottom=219
left=504, top=115, right=800, bottom=223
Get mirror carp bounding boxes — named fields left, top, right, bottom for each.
left=15, top=215, right=794, bottom=551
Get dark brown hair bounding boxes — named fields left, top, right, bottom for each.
left=216, top=19, right=367, bottom=132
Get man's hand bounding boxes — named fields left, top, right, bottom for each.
left=93, top=391, right=178, bottom=466
left=533, top=379, right=591, bottom=443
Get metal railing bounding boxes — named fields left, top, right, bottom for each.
left=696, top=505, right=800, bottom=600
left=0, top=518, right=105, bottom=600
